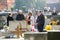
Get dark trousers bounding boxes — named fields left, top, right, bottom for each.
left=7, top=21, right=9, bottom=26
left=37, top=24, right=44, bottom=32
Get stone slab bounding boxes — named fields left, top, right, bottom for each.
left=24, top=32, right=47, bottom=40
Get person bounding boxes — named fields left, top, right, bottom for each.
left=16, top=10, right=25, bottom=20
left=52, top=10, right=57, bottom=15
left=44, top=6, right=48, bottom=12
left=7, top=13, right=14, bottom=26
left=28, top=12, right=34, bottom=25
left=26, top=12, right=34, bottom=31
left=36, top=10, right=45, bottom=32
left=52, top=7, right=57, bottom=15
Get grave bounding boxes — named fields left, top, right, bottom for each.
left=47, top=30, right=60, bottom=40
left=24, top=32, right=47, bottom=40
left=9, top=20, right=28, bottom=38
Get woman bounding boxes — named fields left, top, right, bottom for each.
left=7, top=13, right=14, bottom=26
left=28, top=12, right=34, bottom=26
left=27, top=12, right=34, bottom=31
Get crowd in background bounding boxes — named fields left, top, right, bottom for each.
left=0, top=6, right=60, bottom=32
left=6, top=10, right=45, bottom=32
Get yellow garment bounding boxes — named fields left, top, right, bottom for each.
left=49, top=21, right=57, bottom=25
left=45, top=16, right=47, bottom=19
left=45, top=25, right=52, bottom=31
left=51, top=21, right=57, bottom=25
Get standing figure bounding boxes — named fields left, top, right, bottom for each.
left=7, top=13, right=14, bottom=26
left=36, top=10, right=45, bottom=32
left=28, top=12, right=34, bottom=26
left=52, top=8, right=57, bottom=15
left=16, top=10, right=25, bottom=21
left=27, top=12, right=34, bottom=31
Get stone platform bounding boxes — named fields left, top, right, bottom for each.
left=24, top=32, right=47, bottom=40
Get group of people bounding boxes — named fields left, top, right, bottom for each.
left=44, top=6, right=57, bottom=15
left=7, top=10, right=45, bottom=32
left=7, top=10, right=25, bottom=26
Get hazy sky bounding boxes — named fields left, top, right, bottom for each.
left=46, top=0, right=59, bottom=4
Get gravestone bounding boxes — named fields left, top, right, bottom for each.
left=9, top=21, right=27, bottom=31
left=9, top=21, right=20, bottom=31
left=24, top=32, right=47, bottom=40
left=9, top=21, right=27, bottom=38
left=48, top=30, right=60, bottom=40
left=51, top=25, right=60, bottom=30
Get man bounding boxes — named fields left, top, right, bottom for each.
left=16, top=10, right=25, bottom=20
left=36, top=10, right=45, bottom=32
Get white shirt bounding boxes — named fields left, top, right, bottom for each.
left=30, top=16, right=34, bottom=26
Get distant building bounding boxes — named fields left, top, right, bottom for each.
left=7, top=0, right=15, bottom=10
left=0, top=0, right=15, bottom=10
left=0, top=0, right=7, bottom=10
